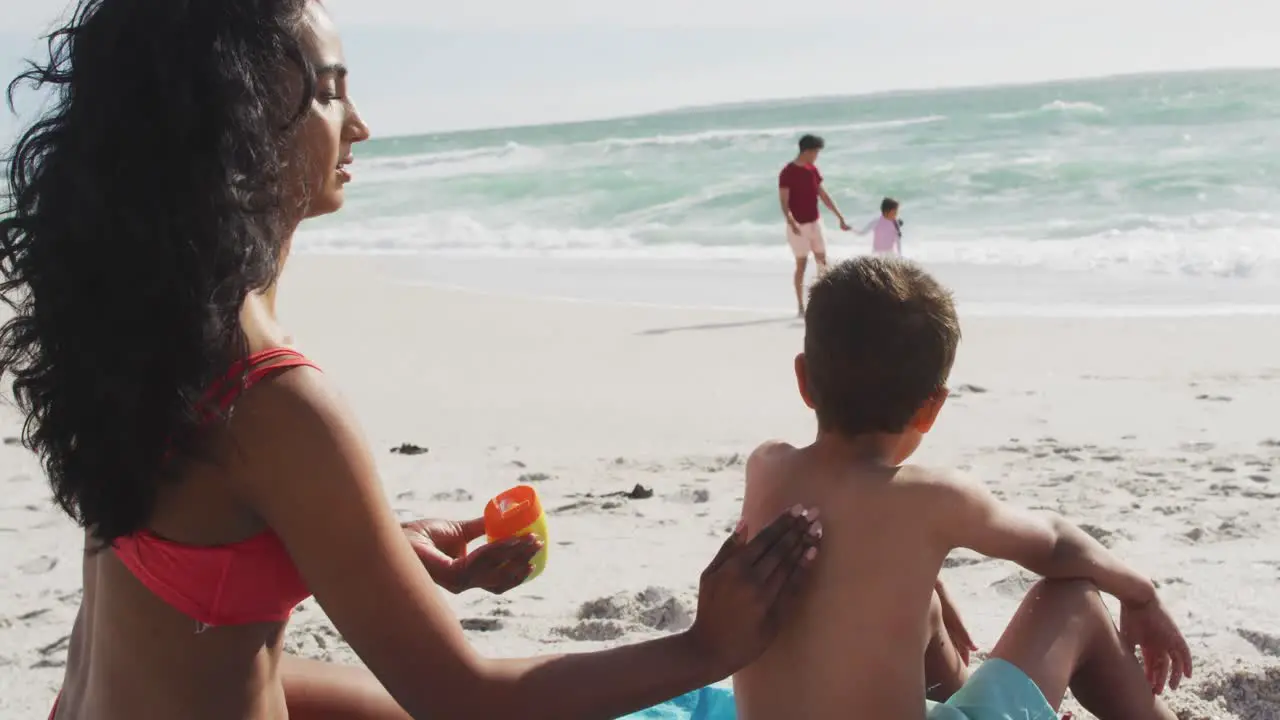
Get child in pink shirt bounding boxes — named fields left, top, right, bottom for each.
left=857, top=197, right=903, bottom=255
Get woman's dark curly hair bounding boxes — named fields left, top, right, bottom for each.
left=0, top=0, right=316, bottom=547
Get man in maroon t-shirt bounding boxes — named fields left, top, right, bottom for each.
left=779, top=134, right=849, bottom=315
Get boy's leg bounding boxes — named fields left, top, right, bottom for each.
left=987, top=579, right=1176, bottom=720
left=924, top=588, right=969, bottom=702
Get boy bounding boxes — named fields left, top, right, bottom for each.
left=855, top=196, right=903, bottom=255
left=779, top=134, right=851, bottom=316
left=735, top=257, right=1191, bottom=720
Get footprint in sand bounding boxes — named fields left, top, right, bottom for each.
left=990, top=571, right=1039, bottom=598
left=1237, top=629, right=1280, bottom=657
left=18, top=608, right=51, bottom=622
left=554, top=619, right=628, bottom=642
left=1242, top=489, right=1280, bottom=500
left=1077, top=524, right=1129, bottom=548
left=555, top=589, right=696, bottom=643
left=284, top=624, right=345, bottom=660
left=719, top=453, right=745, bottom=467
left=576, top=587, right=694, bottom=633
left=942, top=556, right=986, bottom=570
left=31, top=633, right=70, bottom=669
left=666, top=487, right=711, bottom=504
left=430, top=489, right=474, bottom=502
left=19, top=556, right=57, bottom=575
left=461, top=618, right=504, bottom=632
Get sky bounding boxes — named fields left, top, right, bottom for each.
left=0, top=0, right=1277, bottom=140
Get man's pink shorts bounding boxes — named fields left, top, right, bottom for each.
left=786, top=221, right=826, bottom=258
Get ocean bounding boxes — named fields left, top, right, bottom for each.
left=298, top=69, right=1280, bottom=316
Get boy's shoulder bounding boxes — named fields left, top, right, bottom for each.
left=743, top=440, right=796, bottom=486
left=748, top=439, right=795, bottom=464
left=895, top=463, right=985, bottom=498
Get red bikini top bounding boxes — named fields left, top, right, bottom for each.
left=112, top=347, right=319, bottom=630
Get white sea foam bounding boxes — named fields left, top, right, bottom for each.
left=300, top=70, right=1280, bottom=308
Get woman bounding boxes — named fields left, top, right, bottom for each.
left=0, top=1, right=822, bottom=718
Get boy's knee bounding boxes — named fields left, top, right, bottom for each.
left=1028, top=578, right=1107, bottom=618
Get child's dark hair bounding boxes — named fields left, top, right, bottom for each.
left=803, top=257, right=959, bottom=436
left=798, top=134, right=825, bottom=152
left=881, top=197, right=899, bottom=214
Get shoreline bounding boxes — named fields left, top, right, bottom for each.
left=303, top=250, right=1280, bottom=320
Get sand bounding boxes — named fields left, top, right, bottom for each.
left=1, top=254, right=1277, bottom=719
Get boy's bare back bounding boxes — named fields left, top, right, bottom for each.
left=732, top=257, right=1190, bottom=720
left=735, top=441, right=958, bottom=720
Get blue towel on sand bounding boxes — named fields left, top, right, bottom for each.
left=622, top=686, right=736, bottom=720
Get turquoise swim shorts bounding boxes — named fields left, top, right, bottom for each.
left=925, top=658, right=1058, bottom=720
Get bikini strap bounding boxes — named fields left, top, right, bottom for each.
left=205, top=348, right=322, bottom=416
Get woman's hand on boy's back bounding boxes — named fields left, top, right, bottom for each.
left=402, top=517, right=541, bottom=595
left=685, top=507, right=822, bottom=676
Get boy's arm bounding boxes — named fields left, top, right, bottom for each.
left=934, top=472, right=1156, bottom=607
left=817, top=186, right=849, bottom=229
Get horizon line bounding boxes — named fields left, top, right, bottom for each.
left=375, top=65, right=1279, bottom=142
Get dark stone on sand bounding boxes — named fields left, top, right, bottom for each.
left=390, top=443, right=429, bottom=456
left=3, top=437, right=21, bottom=446
left=626, top=483, right=654, bottom=500
left=596, top=483, right=655, bottom=501
left=957, top=384, right=989, bottom=394
left=518, top=472, right=552, bottom=483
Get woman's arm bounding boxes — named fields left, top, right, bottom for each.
left=225, top=369, right=819, bottom=720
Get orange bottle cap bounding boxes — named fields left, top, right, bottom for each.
left=484, top=485, right=543, bottom=539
